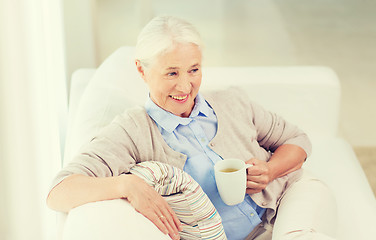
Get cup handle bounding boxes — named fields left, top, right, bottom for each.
left=245, top=164, right=253, bottom=169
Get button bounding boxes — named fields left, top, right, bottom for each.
left=210, top=142, right=215, bottom=147
left=250, top=213, right=255, bottom=217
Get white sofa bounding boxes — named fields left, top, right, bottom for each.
left=58, top=47, right=376, bottom=240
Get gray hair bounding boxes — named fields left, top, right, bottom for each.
left=135, top=16, right=203, bottom=69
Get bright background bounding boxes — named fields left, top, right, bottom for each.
left=1, top=0, right=375, bottom=239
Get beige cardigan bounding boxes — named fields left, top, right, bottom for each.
left=52, top=87, right=311, bottom=223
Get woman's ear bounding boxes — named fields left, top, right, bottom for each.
left=135, top=60, right=146, bottom=81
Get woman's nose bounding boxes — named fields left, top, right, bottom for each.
left=175, top=78, right=191, bottom=93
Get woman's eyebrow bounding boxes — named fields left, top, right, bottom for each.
left=166, top=67, right=179, bottom=71
left=165, top=64, right=200, bottom=71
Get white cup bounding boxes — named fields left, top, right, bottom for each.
left=214, top=158, right=252, bottom=206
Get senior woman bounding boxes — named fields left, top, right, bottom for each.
left=47, top=16, right=336, bottom=240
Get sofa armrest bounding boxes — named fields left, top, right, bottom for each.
left=62, top=199, right=170, bottom=240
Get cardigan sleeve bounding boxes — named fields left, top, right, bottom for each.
left=49, top=116, right=140, bottom=191
left=49, top=108, right=186, bottom=193
left=250, top=100, right=312, bottom=157
left=202, top=87, right=311, bottom=160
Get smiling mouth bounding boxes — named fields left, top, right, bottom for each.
left=169, top=94, right=188, bottom=102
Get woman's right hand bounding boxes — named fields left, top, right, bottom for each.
left=119, top=174, right=182, bottom=240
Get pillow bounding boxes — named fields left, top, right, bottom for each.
left=64, top=47, right=148, bottom=165
left=130, top=161, right=227, bottom=240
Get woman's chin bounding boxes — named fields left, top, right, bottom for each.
left=166, top=97, right=195, bottom=117
left=170, top=107, right=192, bottom=118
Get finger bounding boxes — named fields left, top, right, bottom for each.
left=165, top=203, right=183, bottom=231
left=246, top=188, right=262, bottom=194
left=245, top=158, right=257, bottom=164
left=155, top=204, right=180, bottom=238
left=247, top=174, right=269, bottom=185
left=246, top=180, right=260, bottom=189
left=158, top=211, right=180, bottom=238
left=143, top=211, right=169, bottom=235
left=139, top=202, right=179, bottom=239
left=159, top=214, right=180, bottom=240
left=165, top=200, right=182, bottom=231
left=146, top=188, right=181, bottom=237
left=247, top=165, right=267, bottom=175
left=246, top=180, right=266, bottom=191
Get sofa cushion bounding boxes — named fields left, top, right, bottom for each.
left=64, top=46, right=148, bottom=164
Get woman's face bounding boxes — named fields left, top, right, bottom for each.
left=137, top=43, right=202, bottom=117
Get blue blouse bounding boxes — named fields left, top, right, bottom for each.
left=145, top=93, right=265, bottom=240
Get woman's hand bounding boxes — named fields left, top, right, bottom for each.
left=245, top=145, right=306, bottom=195
left=245, top=158, right=272, bottom=194
left=120, top=174, right=182, bottom=240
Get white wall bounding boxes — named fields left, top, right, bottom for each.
left=63, top=0, right=97, bottom=94
left=62, top=0, right=376, bottom=147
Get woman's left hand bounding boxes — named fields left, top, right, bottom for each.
left=245, top=158, right=272, bottom=194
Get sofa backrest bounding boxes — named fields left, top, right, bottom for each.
left=64, top=46, right=341, bottom=164
left=202, top=66, right=341, bottom=139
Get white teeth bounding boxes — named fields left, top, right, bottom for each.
left=170, top=95, right=187, bottom=100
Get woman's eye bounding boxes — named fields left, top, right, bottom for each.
left=167, top=72, right=177, bottom=76
left=190, top=68, right=199, bottom=73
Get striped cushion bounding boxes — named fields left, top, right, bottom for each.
left=130, top=161, right=227, bottom=240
